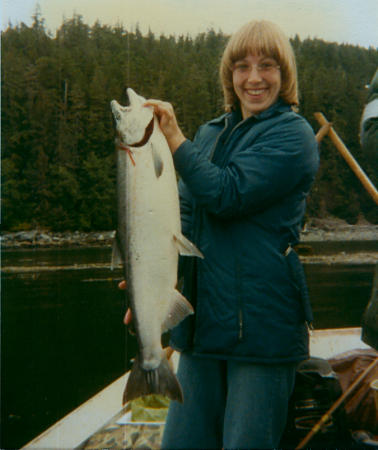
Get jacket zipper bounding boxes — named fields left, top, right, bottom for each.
left=209, top=117, right=246, bottom=340
left=237, top=260, right=243, bottom=340
left=238, top=309, right=243, bottom=340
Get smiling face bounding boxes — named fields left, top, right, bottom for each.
left=232, top=54, right=281, bottom=119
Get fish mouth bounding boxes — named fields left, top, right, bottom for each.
left=110, top=100, right=131, bottom=113
left=111, top=94, right=155, bottom=148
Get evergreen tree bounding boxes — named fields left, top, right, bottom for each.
left=2, top=18, right=378, bottom=230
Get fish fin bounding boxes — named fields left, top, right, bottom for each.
left=123, top=354, right=183, bottom=404
left=174, top=234, right=204, bottom=258
left=152, top=143, right=164, bottom=178
left=111, top=235, right=123, bottom=270
left=161, top=289, right=194, bottom=333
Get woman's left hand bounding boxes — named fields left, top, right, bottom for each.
left=144, top=100, right=186, bottom=154
left=118, top=281, right=134, bottom=330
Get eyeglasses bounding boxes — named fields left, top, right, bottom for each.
left=233, top=61, right=280, bottom=76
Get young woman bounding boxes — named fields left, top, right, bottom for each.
left=142, top=19, right=319, bottom=449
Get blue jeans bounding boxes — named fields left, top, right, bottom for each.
left=161, top=353, right=297, bottom=449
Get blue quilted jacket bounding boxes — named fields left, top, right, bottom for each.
left=171, top=100, right=319, bottom=363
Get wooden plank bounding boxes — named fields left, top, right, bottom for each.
left=314, top=112, right=378, bottom=205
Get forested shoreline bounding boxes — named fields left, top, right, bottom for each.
left=2, top=13, right=378, bottom=231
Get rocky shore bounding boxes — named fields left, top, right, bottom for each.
left=1, top=230, right=116, bottom=250
left=2, top=218, right=377, bottom=250
left=1, top=219, right=378, bottom=265
left=300, top=218, right=378, bottom=242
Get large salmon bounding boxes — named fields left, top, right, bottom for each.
left=110, top=89, right=203, bottom=404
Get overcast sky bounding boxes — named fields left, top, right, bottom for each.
left=1, top=0, right=378, bottom=49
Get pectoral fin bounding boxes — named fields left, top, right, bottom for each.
left=174, top=234, right=204, bottom=258
left=161, top=289, right=194, bottom=333
left=152, top=143, right=164, bottom=178
left=111, top=234, right=123, bottom=269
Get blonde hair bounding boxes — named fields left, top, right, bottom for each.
left=220, top=20, right=299, bottom=112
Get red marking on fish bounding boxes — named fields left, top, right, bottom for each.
left=117, top=141, right=136, bottom=166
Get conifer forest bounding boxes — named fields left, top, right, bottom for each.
left=2, top=13, right=378, bottom=231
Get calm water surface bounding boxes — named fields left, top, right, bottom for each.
left=1, top=245, right=376, bottom=449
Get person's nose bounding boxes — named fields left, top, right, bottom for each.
left=247, top=66, right=263, bottom=83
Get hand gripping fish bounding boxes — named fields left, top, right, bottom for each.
left=111, top=89, right=203, bottom=404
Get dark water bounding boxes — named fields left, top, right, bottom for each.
left=2, top=249, right=130, bottom=449
left=1, top=245, right=376, bottom=449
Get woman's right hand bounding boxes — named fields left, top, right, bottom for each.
left=143, top=100, right=186, bottom=154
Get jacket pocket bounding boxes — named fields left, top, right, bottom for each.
left=285, top=245, right=314, bottom=324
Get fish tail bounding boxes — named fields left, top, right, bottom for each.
left=123, top=354, right=183, bottom=405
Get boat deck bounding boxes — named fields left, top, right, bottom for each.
left=22, top=328, right=373, bottom=450
left=80, top=412, right=165, bottom=449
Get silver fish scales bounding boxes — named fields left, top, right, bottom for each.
left=111, top=89, right=203, bottom=404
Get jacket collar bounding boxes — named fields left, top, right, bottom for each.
left=251, top=98, right=292, bottom=120
left=208, top=99, right=292, bottom=126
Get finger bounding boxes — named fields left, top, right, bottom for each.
left=143, top=99, right=171, bottom=108
left=124, top=308, right=136, bottom=335
left=164, top=346, right=174, bottom=360
left=118, top=280, right=126, bottom=289
left=124, top=308, right=132, bottom=325
left=144, top=100, right=173, bottom=117
left=143, top=100, right=162, bottom=114
left=143, top=99, right=160, bottom=107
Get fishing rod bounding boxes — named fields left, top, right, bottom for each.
left=295, top=355, right=378, bottom=449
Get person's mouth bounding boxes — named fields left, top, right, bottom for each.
left=246, top=88, right=267, bottom=97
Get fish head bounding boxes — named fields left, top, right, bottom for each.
left=111, top=88, right=154, bottom=146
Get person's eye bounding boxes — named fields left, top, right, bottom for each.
left=235, top=63, right=249, bottom=71
left=260, top=62, right=274, bottom=70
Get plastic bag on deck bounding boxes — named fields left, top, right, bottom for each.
left=131, top=394, right=170, bottom=422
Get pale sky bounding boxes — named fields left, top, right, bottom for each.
left=1, top=0, right=378, bottom=49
